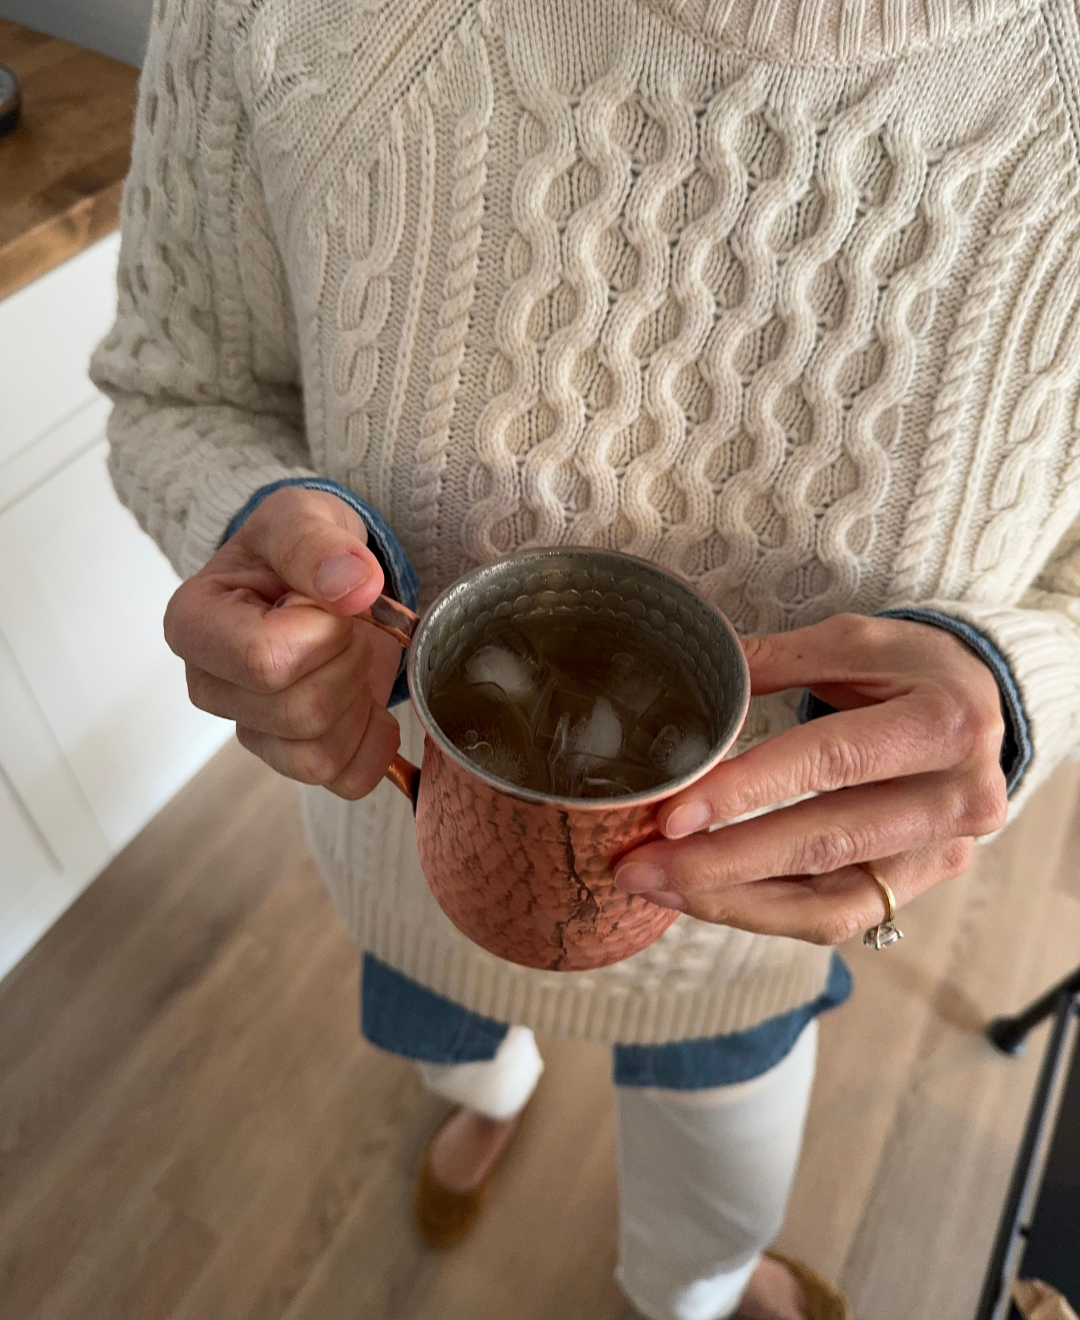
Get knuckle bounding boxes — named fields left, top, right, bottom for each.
left=799, top=825, right=861, bottom=876
left=918, top=687, right=962, bottom=743
left=808, top=738, right=865, bottom=793
left=937, top=686, right=1005, bottom=761
left=295, top=739, right=347, bottom=786
left=334, top=721, right=401, bottom=800
left=813, top=907, right=864, bottom=947
left=243, top=632, right=294, bottom=694
left=957, top=773, right=1009, bottom=836
left=740, top=634, right=769, bottom=666
left=942, top=836, right=976, bottom=877
left=941, top=785, right=968, bottom=836
left=185, top=667, right=214, bottom=713
left=833, top=612, right=883, bottom=651
left=971, top=703, right=1006, bottom=759
left=163, top=583, right=199, bottom=658
left=284, top=683, right=336, bottom=739
left=162, top=596, right=183, bottom=655
left=234, top=724, right=259, bottom=757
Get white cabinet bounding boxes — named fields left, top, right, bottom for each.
left=0, top=624, right=110, bottom=976
left=0, top=770, right=73, bottom=980
left=0, top=438, right=232, bottom=852
left=0, top=236, right=231, bottom=980
left=0, top=233, right=123, bottom=468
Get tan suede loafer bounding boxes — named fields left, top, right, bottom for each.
left=738, top=1250, right=853, bottom=1320
left=413, top=1108, right=521, bottom=1250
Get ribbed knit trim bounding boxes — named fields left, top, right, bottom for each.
left=363, top=895, right=832, bottom=1044
left=908, top=598, right=1080, bottom=817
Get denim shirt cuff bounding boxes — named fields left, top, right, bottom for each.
left=796, top=609, right=1032, bottom=796
left=220, top=477, right=419, bottom=706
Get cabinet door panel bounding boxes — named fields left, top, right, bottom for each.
left=0, top=233, right=121, bottom=467
left=0, top=624, right=108, bottom=878
left=0, top=766, right=72, bottom=979
left=0, top=440, right=232, bottom=853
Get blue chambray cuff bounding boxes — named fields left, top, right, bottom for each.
left=796, top=608, right=1032, bottom=796
left=360, top=950, right=852, bottom=1088
left=220, top=477, right=420, bottom=707
left=612, top=952, right=852, bottom=1089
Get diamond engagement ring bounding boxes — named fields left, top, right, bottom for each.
left=861, top=862, right=904, bottom=950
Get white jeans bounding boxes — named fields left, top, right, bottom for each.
left=418, top=1020, right=818, bottom=1320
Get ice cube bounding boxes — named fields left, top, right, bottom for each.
left=569, top=696, right=623, bottom=761
left=430, top=680, right=547, bottom=791
left=578, top=776, right=632, bottom=798
left=546, top=711, right=576, bottom=795
left=605, top=651, right=664, bottom=718
left=648, top=724, right=710, bottom=779
left=546, top=699, right=634, bottom=796
left=577, top=755, right=661, bottom=798
left=666, top=731, right=709, bottom=778
left=465, top=645, right=537, bottom=703
left=548, top=711, right=613, bottom=797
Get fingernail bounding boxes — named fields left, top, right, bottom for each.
left=664, top=801, right=711, bottom=839
left=314, top=553, right=371, bottom=602
left=644, top=891, right=686, bottom=911
left=614, top=863, right=667, bottom=893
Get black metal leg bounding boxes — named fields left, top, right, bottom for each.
left=987, top=966, right=1080, bottom=1056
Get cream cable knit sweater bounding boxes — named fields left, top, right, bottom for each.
left=93, top=0, right=1080, bottom=1044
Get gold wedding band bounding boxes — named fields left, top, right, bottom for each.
left=859, top=862, right=903, bottom=950
left=860, top=862, right=896, bottom=921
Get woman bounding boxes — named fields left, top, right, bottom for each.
left=92, top=0, right=1080, bottom=1315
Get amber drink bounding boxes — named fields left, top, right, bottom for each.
left=427, top=615, right=714, bottom=800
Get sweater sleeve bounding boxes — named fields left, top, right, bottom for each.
left=89, top=0, right=319, bottom=581
left=893, top=512, right=1080, bottom=820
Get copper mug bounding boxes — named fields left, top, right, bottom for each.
left=360, top=548, right=750, bottom=972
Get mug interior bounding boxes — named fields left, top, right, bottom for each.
left=408, top=548, right=749, bottom=806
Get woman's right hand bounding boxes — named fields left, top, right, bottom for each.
left=164, top=486, right=404, bottom=799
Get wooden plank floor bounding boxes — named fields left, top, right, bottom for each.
left=1, top=738, right=1077, bottom=1320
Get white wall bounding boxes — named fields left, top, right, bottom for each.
left=0, top=0, right=153, bottom=67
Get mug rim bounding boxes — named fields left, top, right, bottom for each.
left=406, top=547, right=750, bottom=811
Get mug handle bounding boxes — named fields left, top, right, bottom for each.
left=356, top=594, right=423, bottom=810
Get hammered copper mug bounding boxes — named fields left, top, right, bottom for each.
left=358, top=548, right=749, bottom=973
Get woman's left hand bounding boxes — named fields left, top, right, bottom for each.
left=613, top=614, right=1010, bottom=944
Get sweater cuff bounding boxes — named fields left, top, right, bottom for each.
left=796, top=608, right=1034, bottom=797
left=221, top=477, right=419, bottom=707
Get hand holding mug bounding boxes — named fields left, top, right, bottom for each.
left=163, top=486, right=403, bottom=798
left=614, top=614, right=1009, bottom=944
left=615, top=612, right=1008, bottom=945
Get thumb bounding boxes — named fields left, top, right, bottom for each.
left=241, top=488, right=386, bottom=615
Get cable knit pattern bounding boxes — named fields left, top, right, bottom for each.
left=411, top=18, right=494, bottom=579
left=556, top=47, right=661, bottom=547
left=92, top=0, right=1080, bottom=1044
left=643, top=0, right=1032, bottom=60
left=329, top=116, right=407, bottom=480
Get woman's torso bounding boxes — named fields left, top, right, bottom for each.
left=230, top=0, right=1080, bottom=626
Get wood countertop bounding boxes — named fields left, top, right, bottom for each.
left=0, top=19, right=138, bottom=301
